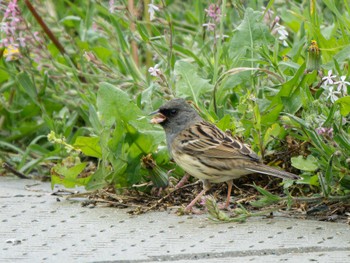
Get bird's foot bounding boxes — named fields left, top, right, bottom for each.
left=178, top=205, right=205, bottom=215
left=217, top=202, right=233, bottom=211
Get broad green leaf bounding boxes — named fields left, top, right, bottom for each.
left=261, top=103, right=284, bottom=125
left=51, top=162, right=89, bottom=189
left=263, top=123, right=281, bottom=147
left=174, top=61, right=213, bottom=104
left=281, top=86, right=303, bottom=114
left=215, top=114, right=233, bottom=131
left=86, top=167, right=108, bottom=190
left=221, top=71, right=251, bottom=90
left=229, top=8, right=274, bottom=61
left=73, top=136, right=102, bottom=158
left=93, top=46, right=113, bottom=63
left=335, top=96, right=350, bottom=116
left=297, top=174, right=319, bottom=186
left=291, top=155, right=319, bottom=171
left=278, top=64, right=306, bottom=97
left=97, top=82, right=163, bottom=145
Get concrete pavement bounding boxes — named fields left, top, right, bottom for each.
left=1, top=176, right=349, bottom=262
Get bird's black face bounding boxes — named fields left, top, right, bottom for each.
left=150, top=98, right=198, bottom=129
left=157, top=107, right=180, bottom=125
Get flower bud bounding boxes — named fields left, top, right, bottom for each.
left=306, top=40, right=321, bottom=73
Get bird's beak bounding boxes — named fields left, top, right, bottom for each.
left=149, top=109, right=166, bottom=124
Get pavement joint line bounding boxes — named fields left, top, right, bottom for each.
left=96, top=247, right=350, bottom=263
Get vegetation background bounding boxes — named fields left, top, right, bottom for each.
left=1, top=0, right=349, bottom=217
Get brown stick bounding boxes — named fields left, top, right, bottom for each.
left=2, top=162, right=30, bottom=179
left=23, top=0, right=66, bottom=55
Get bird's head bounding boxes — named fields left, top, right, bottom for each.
left=150, top=98, right=200, bottom=133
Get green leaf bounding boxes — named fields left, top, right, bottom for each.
left=136, top=23, right=150, bottom=42
left=215, top=114, right=232, bottom=131
left=97, top=83, right=163, bottom=143
left=229, top=8, right=274, bottom=61
left=261, top=104, right=284, bottom=126
left=73, top=136, right=102, bottom=158
left=89, top=104, right=102, bottom=132
left=323, top=155, right=334, bottom=196
left=173, top=44, right=204, bottom=67
left=97, top=82, right=135, bottom=126
left=86, top=167, right=108, bottom=190
left=174, top=61, right=213, bottom=104
left=16, top=72, right=38, bottom=105
left=263, top=123, right=281, bottom=147
left=0, top=63, right=9, bottom=83
left=51, top=162, right=89, bottom=189
left=340, top=175, right=350, bottom=190
left=250, top=184, right=281, bottom=208
left=291, top=155, right=319, bottom=172
left=335, top=96, right=350, bottom=116
left=297, top=174, right=319, bottom=187
left=280, top=87, right=303, bottom=114
left=278, top=64, right=306, bottom=97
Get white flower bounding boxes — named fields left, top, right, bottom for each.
left=148, top=1, right=159, bottom=21
left=324, top=85, right=341, bottom=103
left=109, top=0, right=115, bottom=13
left=202, top=22, right=216, bottom=31
left=322, top=70, right=336, bottom=86
left=335, top=76, right=350, bottom=95
left=277, top=26, right=288, bottom=41
left=273, top=23, right=288, bottom=47
left=148, top=64, right=161, bottom=76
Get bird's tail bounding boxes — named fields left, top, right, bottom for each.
left=245, top=163, right=300, bottom=180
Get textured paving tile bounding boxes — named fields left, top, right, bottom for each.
left=1, top=177, right=349, bottom=262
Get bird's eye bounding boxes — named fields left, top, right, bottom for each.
left=170, top=109, right=177, bottom=115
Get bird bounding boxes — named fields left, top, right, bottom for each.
left=150, top=98, right=300, bottom=212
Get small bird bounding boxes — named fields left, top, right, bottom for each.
left=151, top=98, right=300, bottom=212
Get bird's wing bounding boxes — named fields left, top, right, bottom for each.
left=176, top=121, right=260, bottom=162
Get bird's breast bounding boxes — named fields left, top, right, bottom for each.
left=171, top=149, right=252, bottom=183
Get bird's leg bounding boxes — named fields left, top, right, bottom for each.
left=224, top=180, right=233, bottom=209
left=175, top=173, right=190, bottom=189
left=184, top=180, right=211, bottom=212
left=217, top=180, right=233, bottom=210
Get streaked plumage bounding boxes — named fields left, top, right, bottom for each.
left=151, top=98, right=299, bottom=212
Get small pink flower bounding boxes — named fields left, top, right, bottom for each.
left=205, top=4, right=221, bottom=22
left=316, top=127, right=333, bottom=138
left=17, top=37, right=26, bottom=47
left=33, top=32, right=41, bottom=42
left=148, top=64, right=161, bottom=77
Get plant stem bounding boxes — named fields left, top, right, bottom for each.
left=128, top=0, right=139, bottom=67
